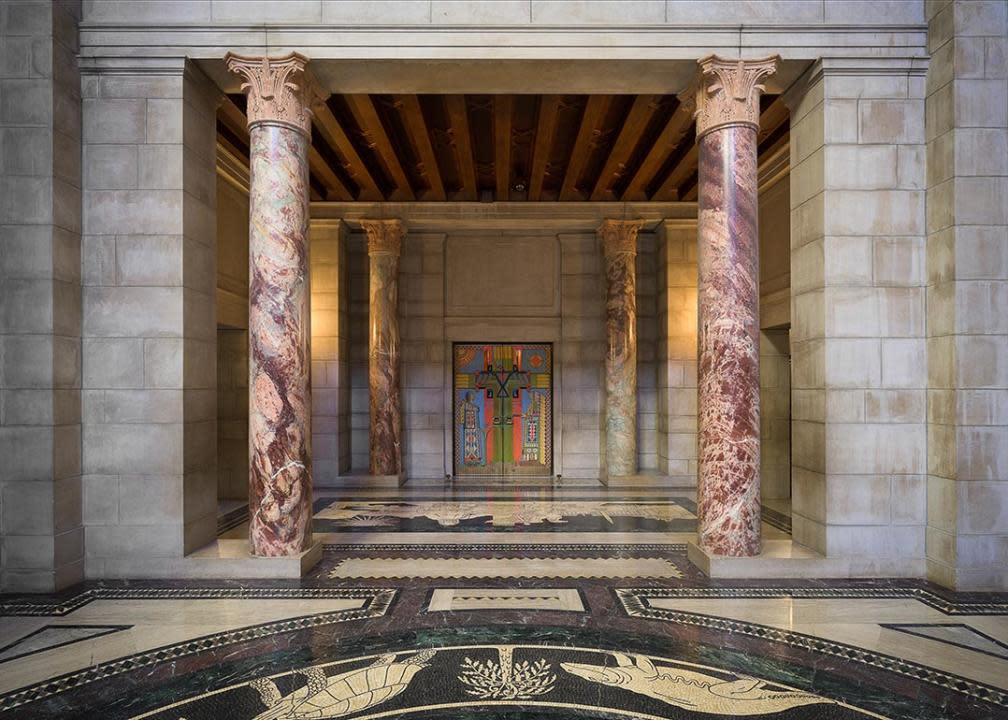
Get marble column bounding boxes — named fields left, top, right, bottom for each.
left=226, top=53, right=317, bottom=556
left=362, top=219, right=406, bottom=477
left=694, top=55, right=779, bottom=556
left=600, top=219, right=646, bottom=478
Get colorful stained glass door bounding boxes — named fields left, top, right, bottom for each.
left=453, top=343, right=553, bottom=477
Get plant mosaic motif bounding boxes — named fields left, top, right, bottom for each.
left=458, top=646, right=556, bottom=700
left=316, top=499, right=693, bottom=528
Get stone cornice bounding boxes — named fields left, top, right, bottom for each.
left=694, top=54, right=780, bottom=139
left=224, top=52, right=318, bottom=135
left=598, top=219, right=646, bottom=258
left=361, top=219, right=406, bottom=257
left=312, top=202, right=696, bottom=232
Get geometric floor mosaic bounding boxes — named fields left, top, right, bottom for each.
left=1, top=484, right=1006, bottom=719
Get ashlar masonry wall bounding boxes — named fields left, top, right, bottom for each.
left=335, top=225, right=664, bottom=481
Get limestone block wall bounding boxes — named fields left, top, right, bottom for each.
left=400, top=233, right=448, bottom=479
left=310, top=220, right=350, bottom=483
left=0, top=0, right=83, bottom=592
left=79, top=0, right=924, bottom=28
left=559, top=232, right=604, bottom=478
left=215, top=328, right=246, bottom=501
left=760, top=329, right=792, bottom=501
left=788, top=58, right=928, bottom=572
left=656, top=221, right=698, bottom=482
left=214, top=171, right=248, bottom=502
left=925, top=0, right=1008, bottom=590
left=342, top=227, right=659, bottom=479
left=80, top=61, right=219, bottom=576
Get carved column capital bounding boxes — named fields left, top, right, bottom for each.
left=361, top=219, right=406, bottom=257
left=224, top=52, right=318, bottom=135
left=598, top=219, right=646, bottom=258
left=694, top=54, right=780, bottom=139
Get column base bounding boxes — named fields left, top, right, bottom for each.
left=687, top=540, right=925, bottom=579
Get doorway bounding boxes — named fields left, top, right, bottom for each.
left=453, top=342, right=553, bottom=477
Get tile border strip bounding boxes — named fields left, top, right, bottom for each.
left=615, top=585, right=1008, bottom=616
left=0, top=588, right=397, bottom=713
left=616, top=588, right=1008, bottom=708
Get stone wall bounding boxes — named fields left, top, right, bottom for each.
left=342, top=227, right=660, bottom=480
left=760, top=329, right=792, bottom=501
left=0, top=0, right=83, bottom=592
left=788, top=58, right=928, bottom=573
left=79, top=0, right=924, bottom=27
left=215, top=328, right=246, bottom=501
left=310, top=220, right=350, bottom=484
left=80, top=60, right=220, bottom=576
left=656, top=221, right=698, bottom=482
left=925, top=0, right=1008, bottom=590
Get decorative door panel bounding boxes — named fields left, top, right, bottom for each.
left=453, top=343, right=553, bottom=477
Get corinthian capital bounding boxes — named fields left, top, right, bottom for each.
left=361, top=219, right=406, bottom=257
left=598, top=219, right=646, bottom=258
left=224, top=52, right=317, bottom=135
left=694, top=54, right=780, bottom=139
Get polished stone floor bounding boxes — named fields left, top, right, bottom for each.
left=1, top=481, right=1006, bottom=719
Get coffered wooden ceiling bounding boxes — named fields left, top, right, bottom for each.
left=217, top=93, right=788, bottom=203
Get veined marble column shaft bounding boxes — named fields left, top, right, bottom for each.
left=363, top=219, right=405, bottom=477
left=600, top=219, right=645, bottom=478
left=226, top=52, right=316, bottom=556
left=694, top=55, right=779, bottom=557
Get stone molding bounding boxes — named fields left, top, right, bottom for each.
left=313, top=202, right=695, bottom=232
left=224, top=52, right=318, bottom=135
left=694, top=54, right=780, bottom=139
left=361, top=219, right=406, bottom=257
left=598, top=219, right=646, bottom=258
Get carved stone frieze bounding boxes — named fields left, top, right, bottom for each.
left=694, top=54, right=780, bottom=139
left=224, top=52, right=317, bottom=135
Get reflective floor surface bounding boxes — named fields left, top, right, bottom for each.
left=1, top=481, right=1006, bottom=719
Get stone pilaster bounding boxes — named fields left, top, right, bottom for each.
left=362, top=219, right=406, bottom=477
left=599, top=219, right=645, bottom=478
left=226, top=53, right=316, bottom=556
left=694, top=55, right=778, bottom=557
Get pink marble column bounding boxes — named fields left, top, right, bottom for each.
left=600, top=219, right=646, bottom=478
left=694, top=55, right=779, bottom=557
left=362, top=219, right=405, bottom=477
left=226, top=53, right=317, bottom=556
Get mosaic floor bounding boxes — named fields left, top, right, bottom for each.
left=1, top=482, right=1007, bottom=719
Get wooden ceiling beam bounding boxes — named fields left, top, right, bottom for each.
left=758, top=95, right=789, bottom=145
left=559, top=95, right=607, bottom=201
left=495, top=95, right=512, bottom=201
left=308, top=145, right=352, bottom=201
left=528, top=94, right=561, bottom=201
left=345, top=94, right=415, bottom=201
left=220, top=95, right=337, bottom=201
left=590, top=94, right=661, bottom=201
left=218, top=95, right=249, bottom=144
left=653, top=144, right=697, bottom=202
left=622, top=92, right=695, bottom=201
left=445, top=95, right=477, bottom=201
left=394, top=94, right=445, bottom=201
left=311, top=97, right=383, bottom=201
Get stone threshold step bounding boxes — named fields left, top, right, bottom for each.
left=95, top=538, right=323, bottom=580
left=688, top=540, right=925, bottom=579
